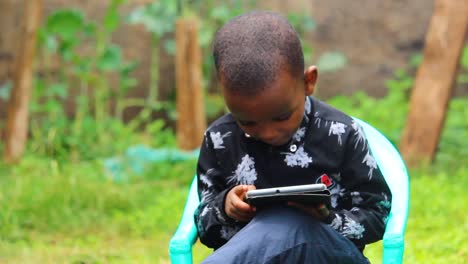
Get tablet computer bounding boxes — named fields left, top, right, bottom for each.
left=245, top=184, right=331, bottom=207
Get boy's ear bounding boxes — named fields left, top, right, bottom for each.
left=304, top=65, right=318, bottom=96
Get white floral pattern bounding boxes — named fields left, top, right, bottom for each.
left=228, top=154, right=257, bottom=185
left=351, top=121, right=367, bottom=151
left=284, top=146, right=313, bottom=168
left=363, top=151, right=378, bottom=180
left=314, top=112, right=321, bottom=128
left=342, top=216, right=365, bottom=239
left=200, top=206, right=211, bottom=217
left=210, top=131, right=232, bottom=149
left=379, top=192, right=392, bottom=212
left=329, top=213, right=343, bottom=230
left=200, top=189, right=215, bottom=203
left=330, top=184, right=345, bottom=208
left=214, top=207, right=227, bottom=223
left=293, top=127, right=306, bottom=142
left=200, top=173, right=213, bottom=187
left=329, top=122, right=347, bottom=146
left=305, top=97, right=312, bottom=115
left=351, top=191, right=364, bottom=205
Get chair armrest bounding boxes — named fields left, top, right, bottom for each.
left=169, top=176, right=200, bottom=262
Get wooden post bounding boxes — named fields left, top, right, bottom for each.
left=175, top=18, right=206, bottom=150
left=0, top=0, right=24, bottom=120
left=0, top=0, right=19, bottom=81
left=3, top=0, right=43, bottom=163
left=399, top=0, right=468, bottom=167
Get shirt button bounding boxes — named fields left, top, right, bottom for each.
left=290, top=144, right=297, bottom=152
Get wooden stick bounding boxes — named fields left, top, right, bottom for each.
left=3, top=0, right=43, bottom=163
left=399, top=0, right=468, bottom=167
left=175, top=18, right=206, bottom=150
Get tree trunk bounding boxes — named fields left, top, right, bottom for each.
left=3, top=0, right=43, bottom=163
left=175, top=18, right=206, bottom=151
left=399, top=0, right=468, bottom=167
left=0, top=0, right=24, bottom=121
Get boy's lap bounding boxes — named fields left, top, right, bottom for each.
left=202, top=206, right=368, bottom=264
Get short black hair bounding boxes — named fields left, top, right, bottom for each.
left=213, top=11, right=304, bottom=95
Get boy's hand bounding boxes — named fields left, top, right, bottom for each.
left=288, top=202, right=330, bottom=222
left=225, top=185, right=257, bottom=222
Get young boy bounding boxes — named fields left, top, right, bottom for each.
left=194, top=11, right=392, bottom=263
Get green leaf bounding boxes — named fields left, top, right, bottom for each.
left=45, top=10, right=85, bottom=41
left=460, top=45, right=468, bottom=68
left=210, top=6, right=230, bottom=21
left=394, top=69, right=407, bottom=79
left=409, top=53, right=423, bottom=68
left=127, top=2, right=176, bottom=37
left=316, top=52, right=347, bottom=72
left=457, top=73, right=468, bottom=84
left=47, top=83, right=68, bottom=99
left=44, top=99, right=63, bottom=113
left=0, top=81, right=12, bottom=100
left=120, top=61, right=139, bottom=76
left=104, top=4, right=120, bottom=33
left=120, top=78, right=138, bottom=91
left=302, top=16, right=316, bottom=32
left=163, top=39, right=176, bottom=55
left=198, top=26, right=213, bottom=48
left=97, top=45, right=122, bottom=72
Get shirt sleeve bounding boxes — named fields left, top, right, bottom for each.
left=326, top=123, right=392, bottom=247
left=193, top=132, right=241, bottom=249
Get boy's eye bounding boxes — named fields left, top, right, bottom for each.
left=273, top=112, right=292, bottom=122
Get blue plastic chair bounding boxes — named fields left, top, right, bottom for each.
left=169, top=118, right=410, bottom=264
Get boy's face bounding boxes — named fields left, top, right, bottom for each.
left=222, top=69, right=314, bottom=146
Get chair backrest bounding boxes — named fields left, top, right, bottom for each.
left=353, top=117, right=409, bottom=263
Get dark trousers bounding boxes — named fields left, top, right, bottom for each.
left=202, top=206, right=369, bottom=264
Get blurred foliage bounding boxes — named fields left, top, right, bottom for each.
left=32, top=0, right=172, bottom=160
left=7, top=0, right=467, bottom=165
left=327, top=53, right=468, bottom=168
left=127, top=0, right=177, bottom=116
left=458, top=45, right=468, bottom=84
left=327, top=68, right=412, bottom=145
left=317, top=52, right=347, bottom=72
left=0, top=80, right=12, bottom=100
left=127, top=0, right=338, bottom=121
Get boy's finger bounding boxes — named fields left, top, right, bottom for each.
left=230, top=196, right=254, bottom=212
left=244, top=185, right=256, bottom=191
left=232, top=185, right=246, bottom=195
left=228, top=203, right=255, bottom=222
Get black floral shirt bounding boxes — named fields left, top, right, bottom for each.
left=194, top=96, right=392, bottom=249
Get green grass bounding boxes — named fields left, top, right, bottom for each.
left=364, top=167, right=467, bottom=263
left=0, top=154, right=466, bottom=263
left=0, top=155, right=196, bottom=263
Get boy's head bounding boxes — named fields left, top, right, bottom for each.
left=213, top=11, right=304, bottom=95
left=213, top=11, right=318, bottom=146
